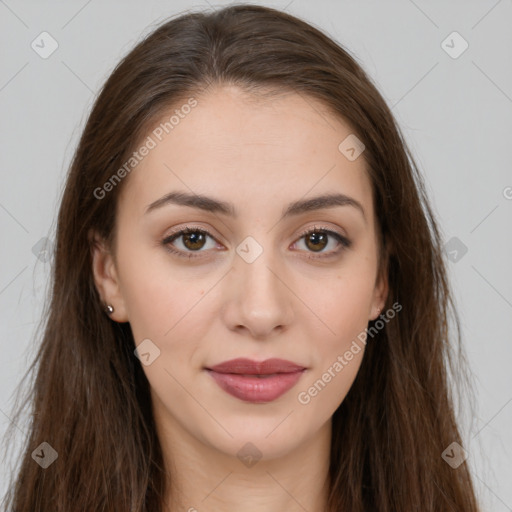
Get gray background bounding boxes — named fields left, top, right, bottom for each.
left=1, top=0, right=511, bottom=508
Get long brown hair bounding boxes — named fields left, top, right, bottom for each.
left=2, top=4, right=480, bottom=510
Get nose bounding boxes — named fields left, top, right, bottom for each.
left=222, top=247, right=294, bottom=340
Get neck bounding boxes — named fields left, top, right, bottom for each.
left=158, top=417, right=332, bottom=512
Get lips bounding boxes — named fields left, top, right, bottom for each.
left=207, top=358, right=305, bottom=375
left=205, top=358, right=306, bottom=403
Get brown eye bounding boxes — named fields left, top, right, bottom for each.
left=293, top=226, right=351, bottom=259
left=162, top=225, right=351, bottom=260
left=181, top=231, right=207, bottom=251
left=304, top=231, right=328, bottom=252
left=162, top=227, right=218, bottom=259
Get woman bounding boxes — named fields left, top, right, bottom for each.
left=2, top=4, right=481, bottom=511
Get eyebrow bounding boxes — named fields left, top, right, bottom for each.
left=145, top=191, right=366, bottom=223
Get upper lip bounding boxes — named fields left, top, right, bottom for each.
left=206, top=358, right=306, bottom=375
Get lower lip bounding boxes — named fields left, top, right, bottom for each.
left=206, top=369, right=306, bottom=403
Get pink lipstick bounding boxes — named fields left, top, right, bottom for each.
left=205, top=358, right=306, bottom=403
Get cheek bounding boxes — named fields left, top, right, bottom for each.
left=117, top=253, right=215, bottom=398
left=298, top=259, right=375, bottom=403
left=116, top=242, right=204, bottom=341
left=122, top=267, right=205, bottom=396
left=314, top=285, right=369, bottom=372
left=297, top=280, right=369, bottom=412
left=317, top=268, right=376, bottom=344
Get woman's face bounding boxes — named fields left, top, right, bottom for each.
left=92, top=84, right=388, bottom=462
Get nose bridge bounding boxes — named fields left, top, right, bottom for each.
left=236, top=235, right=283, bottom=303
left=226, top=234, right=294, bottom=335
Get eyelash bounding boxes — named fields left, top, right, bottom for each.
left=161, top=225, right=351, bottom=261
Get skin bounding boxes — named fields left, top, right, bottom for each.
left=91, top=84, right=388, bottom=512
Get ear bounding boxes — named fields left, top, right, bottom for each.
left=369, top=239, right=390, bottom=321
left=89, top=229, right=129, bottom=322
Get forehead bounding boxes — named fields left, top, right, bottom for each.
left=118, top=84, right=373, bottom=221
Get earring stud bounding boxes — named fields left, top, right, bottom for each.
left=105, top=304, right=114, bottom=315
